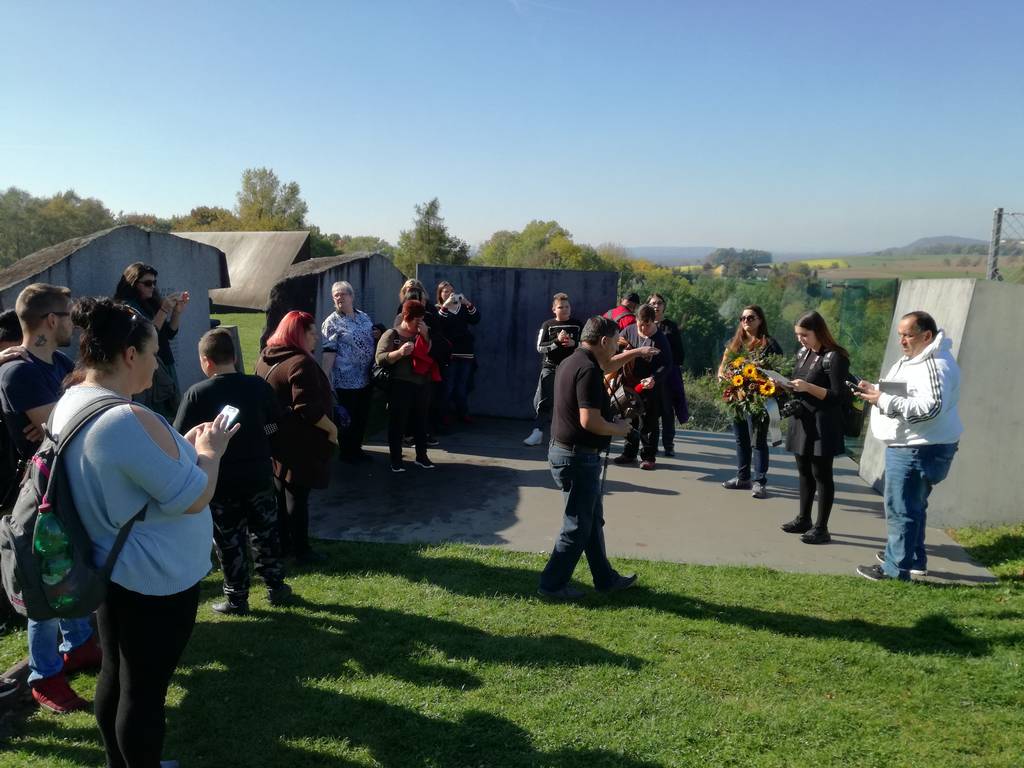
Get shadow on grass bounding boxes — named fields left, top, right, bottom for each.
left=958, top=533, right=1024, bottom=582
left=163, top=597, right=654, bottom=767
left=324, top=543, right=1005, bottom=658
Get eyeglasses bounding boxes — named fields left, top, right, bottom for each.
left=649, top=300, right=664, bottom=306
left=138, top=280, right=157, bottom=287
left=740, top=315, right=759, bottom=322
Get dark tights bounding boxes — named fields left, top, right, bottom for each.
left=95, top=581, right=199, bottom=768
left=274, top=478, right=311, bottom=557
left=794, top=454, right=835, bottom=529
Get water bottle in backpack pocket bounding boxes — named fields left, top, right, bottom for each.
left=0, top=396, right=145, bottom=620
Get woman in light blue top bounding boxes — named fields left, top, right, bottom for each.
left=50, top=297, right=237, bottom=768
left=320, top=280, right=376, bottom=462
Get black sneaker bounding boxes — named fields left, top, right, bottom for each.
left=391, top=460, right=406, bottom=473
left=414, top=456, right=436, bottom=469
left=212, top=598, right=249, bottom=615
left=402, top=436, right=415, bottom=447
left=781, top=517, right=812, bottom=534
left=856, top=564, right=895, bottom=581
left=801, top=527, right=831, bottom=545
left=612, top=454, right=637, bottom=466
left=597, top=573, right=638, bottom=594
left=875, top=551, right=927, bottom=576
left=663, top=447, right=675, bottom=457
left=0, top=676, right=19, bottom=699
left=267, top=583, right=294, bottom=606
left=426, top=435, right=440, bottom=447
left=722, top=477, right=753, bottom=490
left=751, top=481, right=767, bottom=499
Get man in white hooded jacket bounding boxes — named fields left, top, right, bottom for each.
left=853, top=311, right=963, bottom=581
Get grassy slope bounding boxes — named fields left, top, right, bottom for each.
left=1, top=543, right=1021, bottom=767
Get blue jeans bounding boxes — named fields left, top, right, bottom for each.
left=539, top=445, right=617, bottom=591
left=733, top=415, right=769, bottom=483
left=881, top=443, right=958, bottom=579
left=444, top=358, right=474, bottom=418
left=27, top=616, right=94, bottom=682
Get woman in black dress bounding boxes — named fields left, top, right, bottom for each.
left=781, top=310, right=849, bottom=544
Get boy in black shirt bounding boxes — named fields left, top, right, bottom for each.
left=174, top=329, right=293, bottom=614
left=524, top=293, right=583, bottom=446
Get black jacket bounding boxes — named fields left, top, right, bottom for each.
left=784, top=346, right=848, bottom=457
left=658, top=318, right=684, bottom=367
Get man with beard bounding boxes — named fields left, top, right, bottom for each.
left=0, top=284, right=101, bottom=713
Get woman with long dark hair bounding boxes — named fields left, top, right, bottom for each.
left=435, top=280, right=480, bottom=425
left=717, top=305, right=783, bottom=498
left=255, top=311, right=338, bottom=563
left=50, top=297, right=237, bottom=767
left=113, top=262, right=189, bottom=420
left=781, top=310, right=849, bottom=544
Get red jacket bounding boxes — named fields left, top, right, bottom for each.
left=605, top=304, right=636, bottom=330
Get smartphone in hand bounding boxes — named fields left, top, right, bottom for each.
left=218, top=405, right=240, bottom=429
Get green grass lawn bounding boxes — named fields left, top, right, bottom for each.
left=2, top=542, right=1022, bottom=767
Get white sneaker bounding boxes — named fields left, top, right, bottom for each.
left=523, top=428, right=543, bottom=446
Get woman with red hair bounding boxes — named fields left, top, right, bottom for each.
left=255, top=311, right=337, bottom=563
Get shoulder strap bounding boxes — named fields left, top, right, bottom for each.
left=48, top=395, right=129, bottom=454
left=46, top=394, right=148, bottom=574
left=821, top=350, right=835, bottom=373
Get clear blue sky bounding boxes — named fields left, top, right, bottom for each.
left=2, top=0, right=1022, bottom=252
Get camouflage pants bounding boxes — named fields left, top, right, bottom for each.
left=210, top=486, right=285, bottom=600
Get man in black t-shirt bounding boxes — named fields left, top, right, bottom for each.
left=537, top=316, right=657, bottom=600
left=523, top=293, right=583, bottom=447
left=174, top=328, right=293, bottom=615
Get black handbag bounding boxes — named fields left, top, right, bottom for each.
left=370, top=362, right=392, bottom=390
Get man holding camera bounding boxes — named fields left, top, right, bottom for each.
left=853, top=311, right=962, bottom=581
left=538, top=316, right=657, bottom=600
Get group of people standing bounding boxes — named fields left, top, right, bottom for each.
left=530, top=294, right=963, bottom=600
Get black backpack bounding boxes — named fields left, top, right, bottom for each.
left=822, top=352, right=866, bottom=439
left=0, top=396, right=146, bottom=620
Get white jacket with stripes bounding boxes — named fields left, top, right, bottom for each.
left=869, top=330, right=963, bottom=447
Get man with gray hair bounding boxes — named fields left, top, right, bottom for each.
left=853, top=310, right=962, bottom=581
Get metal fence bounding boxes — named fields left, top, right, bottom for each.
left=987, top=208, right=1024, bottom=282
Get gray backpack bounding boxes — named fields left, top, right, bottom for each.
left=0, top=396, right=146, bottom=620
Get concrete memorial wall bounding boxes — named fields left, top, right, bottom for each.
left=858, top=278, right=1024, bottom=527
left=0, top=226, right=228, bottom=390
left=262, top=252, right=407, bottom=353
left=415, top=264, right=619, bottom=419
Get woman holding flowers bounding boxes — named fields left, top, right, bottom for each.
left=717, top=305, right=783, bottom=499
left=781, top=310, right=849, bottom=544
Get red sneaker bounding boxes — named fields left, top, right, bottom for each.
left=62, top=635, right=102, bottom=675
left=31, top=673, right=88, bottom=713
left=640, top=460, right=656, bottom=471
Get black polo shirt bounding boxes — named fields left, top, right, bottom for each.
left=551, top=346, right=612, bottom=450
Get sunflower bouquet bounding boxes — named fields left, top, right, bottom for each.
left=719, top=351, right=791, bottom=420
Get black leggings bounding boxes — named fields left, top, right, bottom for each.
left=95, top=581, right=200, bottom=768
left=794, top=454, right=835, bottom=529
left=274, top=478, right=311, bottom=557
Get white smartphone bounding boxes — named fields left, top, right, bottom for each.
left=218, top=405, right=240, bottom=429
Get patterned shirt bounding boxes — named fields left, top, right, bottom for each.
left=321, top=309, right=375, bottom=390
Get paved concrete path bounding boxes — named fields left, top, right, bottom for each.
left=310, top=420, right=994, bottom=585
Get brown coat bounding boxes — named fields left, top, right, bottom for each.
left=255, top=346, right=335, bottom=489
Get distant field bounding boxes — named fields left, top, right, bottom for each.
left=797, top=258, right=850, bottom=269
left=212, top=311, right=265, bottom=373
left=813, top=253, right=990, bottom=280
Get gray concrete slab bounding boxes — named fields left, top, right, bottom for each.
left=310, top=420, right=994, bottom=585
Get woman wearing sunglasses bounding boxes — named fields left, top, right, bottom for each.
left=113, top=263, right=189, bottom=420
left=717, top=305, right=783, bottom=498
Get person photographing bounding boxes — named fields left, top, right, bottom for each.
left=537, top=316, right=657, bottom=600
